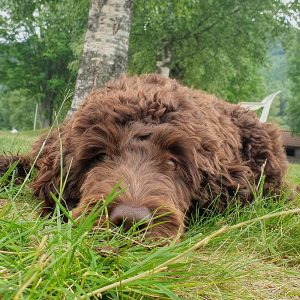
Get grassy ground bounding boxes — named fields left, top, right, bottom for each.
left=0, top=130, right=300, bottom=299
left=0, top=130, right=43, bottom=154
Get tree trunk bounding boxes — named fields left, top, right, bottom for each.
left=39, top=95, right=53, bottom=128
left=67, top=0, right=134, bottom=118
left=156, top=41, right=171, bottom=77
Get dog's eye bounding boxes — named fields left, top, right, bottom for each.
left=136, top=133, right=152, bottom=141
left=96, top=153, right=111, bottom=162
left=166, top=158, right=178, bottom=170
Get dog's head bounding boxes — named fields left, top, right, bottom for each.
left=66, top=75, right=209, bottom=239
left=49, top=75, right=248, bottom=239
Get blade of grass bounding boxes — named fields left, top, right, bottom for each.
left=80, top=207, right=300, bottom=299
left=12, top=91, right=73, bottom=201
left=0, top=161, right=18, bottom=187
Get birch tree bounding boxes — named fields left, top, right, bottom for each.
left=68, top=0, right=134, bottom=117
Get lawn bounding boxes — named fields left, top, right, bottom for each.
left=0, top=130, right=300, bottom=299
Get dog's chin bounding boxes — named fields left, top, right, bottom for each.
left=106, top=220, right=183, bottom=246
left=145, top=223, right=184, bottom=244
left=145, top=210, right=185, bottom=241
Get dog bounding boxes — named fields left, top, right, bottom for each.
left=0, top=74, right=288, bottom=239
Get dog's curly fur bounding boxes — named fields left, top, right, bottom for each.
left=0, top=74, right=288, bottom=238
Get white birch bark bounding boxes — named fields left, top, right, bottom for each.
left=68, top=0, right=134, bottom=117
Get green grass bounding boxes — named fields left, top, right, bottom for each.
left=1, top=130, right=300, bottom=299
left=0, top=130, right=42, bottom=154
left=286, top=163, right=300, bottom=184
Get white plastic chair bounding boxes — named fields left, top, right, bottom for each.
left=239, top=91, right=281, bottom=123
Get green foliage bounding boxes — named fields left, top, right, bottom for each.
left=1, top=0, right=299, bottom=130
left=0, top=0, right=89, bottom=128
left=129, top=0, right=299, bottom=102
left=261, top=44, right=290, bottom=126
left=286, top=30, right=300, bottom=133
left=0, top=89, right=36, bottom=130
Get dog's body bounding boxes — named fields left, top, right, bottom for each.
left=0, top=74, right=288, bottom=238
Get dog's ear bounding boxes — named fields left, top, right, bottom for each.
left=29, top=128, right=82, bottom=214
left=231, top=107, right=287, bottom=192
left=193, top=133, right=254, bottom=210
left=0, top=155, right=31, bottom=184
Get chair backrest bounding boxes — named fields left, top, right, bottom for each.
left=239, top=91, right=281, bottom=123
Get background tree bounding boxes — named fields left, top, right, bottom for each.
left=68, top=0, right=134, bottom=117
left=0, top=89, right=36, bottom=129
left=260, top=43, right=290, bottom=126
left=286, top=29, right=300, bottom=133
left=0, top=0, right=299, bottom=130
left=128, top=0, right=300, bottom=103
left=0, top=0, right=89, bottom=128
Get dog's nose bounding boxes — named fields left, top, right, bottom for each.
left=110, top=204, right=152, bottom=231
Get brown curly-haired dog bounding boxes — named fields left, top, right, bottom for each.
left=0, top=74, right=288, bottom=238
